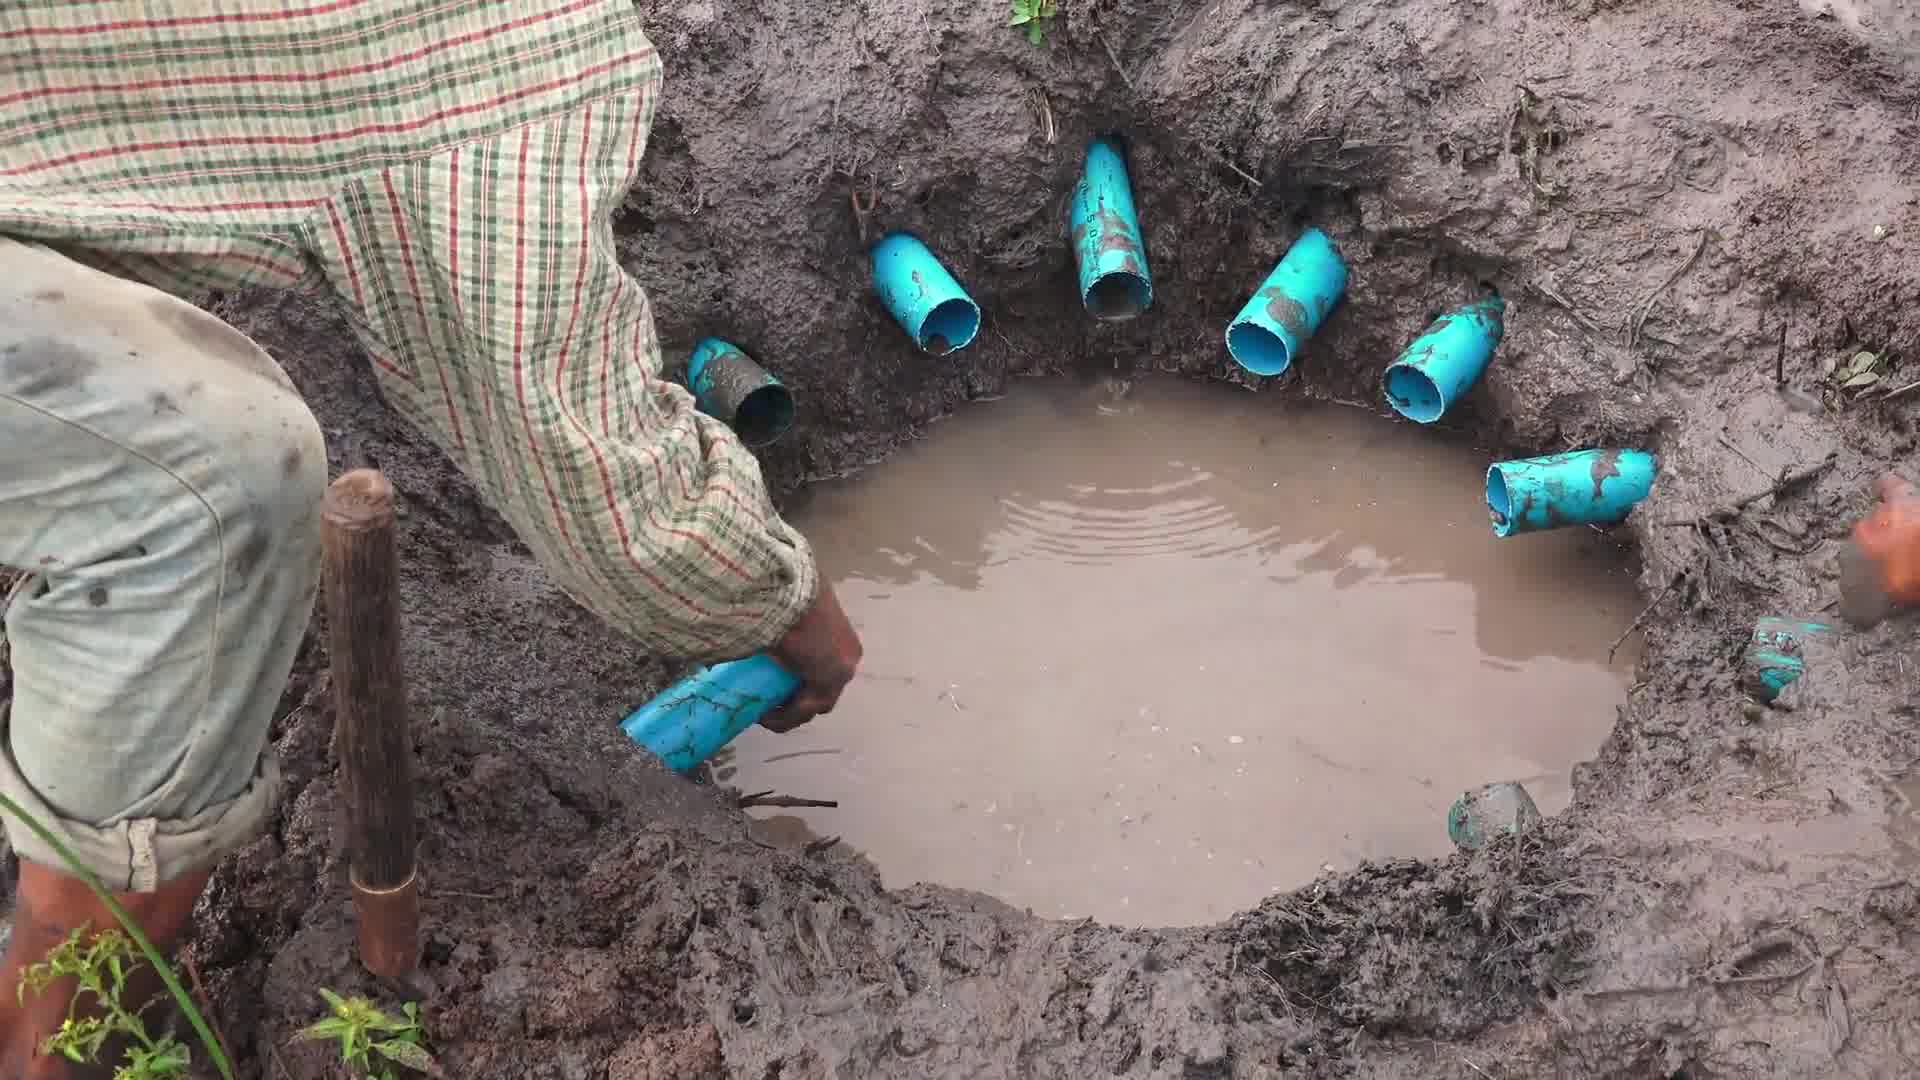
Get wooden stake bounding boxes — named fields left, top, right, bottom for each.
left=320, top=469, right=419, bottom=979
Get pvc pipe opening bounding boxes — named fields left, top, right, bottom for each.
left=1085, top=272, right=1152, bottom=321
left=734, top=384, right=796, bottom=447
left=1383, top=364, right=1446, bottom=423
left=1485, top=465, right=1515, bottom=538
left=1226, top=321, right=1291, bottom=376
left=920, top=297, right=981, bottom=355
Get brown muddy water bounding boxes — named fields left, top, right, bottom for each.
left=727, top=379, right=1643, bottom=927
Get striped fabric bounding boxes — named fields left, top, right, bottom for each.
left=0, top=1, right=818, bottom=661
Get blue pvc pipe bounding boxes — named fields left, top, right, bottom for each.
left=1485, top=449, right=1658, bottom=537
left=1225, top=227, right=1349, bottom=376
left=686, top=337, right=795, bottom=447
left=1446, top=782, right=1542, bottom=851
left=1744, top=616, right=1830, bottom=702
left=1383, top=295, right=1505, bottom=423
left=1069, top=137, right=1152, bottom=321
left=620, top=653, right=801, bottom=773
left=870, top=232, right=981, bottom=355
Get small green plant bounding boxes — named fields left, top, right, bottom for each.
left=0, top=792, right=233, bottom=1079
left=299, top=989, right=443, bottom=1079
left=1009, top=0, right=1056, bottom=45
left=17, top=928, right=191, bottom=1079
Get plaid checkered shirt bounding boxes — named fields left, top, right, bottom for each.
left=0, top=0, right=819, bottom=660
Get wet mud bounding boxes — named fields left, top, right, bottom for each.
left=3, top=0, right=1919, bottom=1076
left=730, top=380, right=1640, bottom=927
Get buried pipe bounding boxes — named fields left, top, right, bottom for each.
left=687, top=338, right=795, bottom=447
left=1447, top=782, right=1542, bottom=851
left=871, top=232, right=982, bottom=355
left=1225, top=227, right=1349, bottom=376
left=1382, top=295, right=1505, bottom=423
left=621, top=653, right=801, bottom=772
left=1485, top=449, right=1659, bottom=537
left=1743, top=616, right=1831, bottom=703
left=1069, top=136, right=1152, bottom=321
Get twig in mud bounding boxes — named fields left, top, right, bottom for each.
left=1462, top=1058, right=1497, bottom=1079
left=1877, top=378, right=1920, bottom=403
left=184, top=954, right=234, bottom=1069
left=1025, top=87, right=1056, bottom=145
left=1525, top=277, right=1603, bottom=333
left=1775, top=318, right=1789, bottom=386
left=1707, top=931, right=1812, bottom=985
left=1580, top=979, right=1694, bottom=999
left=735, top=790, right=840, bottom=810
left=1715, top=432, right=1771, bottom=478
left=1193, top=142, right=1263, bottom=190
left=1610, top=571, right=1685, bottom=661
left=1501, top=94, right=1523, bottom=173
left=1098, top=32, right=1135, bottom=93
left=848, top=186, right=878, bottom=245
left=1656, top=454, right=1837, bottom=528
left=1711, top=958, right=1819, bottom=987
left=270, top=1045, right=293, bottom=1080
left=1244, top=958, right=1299, bottom=1015
left=1586, top=938, right=1836, bottom=1001
left=1626, top=230, right=1711, bottom=349
left=679, top=895, right=703, bottom=959
left=991, top=328, right=1034, bottom=362
left=1750, top=517, right=1823, bottom=556
left=1824, top=975, right=1852, bottom=1056
left=803, top=834, right=842, bottom=856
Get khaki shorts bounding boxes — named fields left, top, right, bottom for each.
left=0, top=239, right=324, bottom=891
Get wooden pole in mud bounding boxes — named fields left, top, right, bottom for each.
left=320, top=468, right=420, bottom=979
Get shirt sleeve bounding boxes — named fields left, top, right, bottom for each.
left=302, top=64, right=818, bottom=661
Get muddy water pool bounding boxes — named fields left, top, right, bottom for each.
left=728, top=379, right=1642, bottom=926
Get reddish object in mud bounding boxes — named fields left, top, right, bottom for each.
left=320, top=468, right=422, bottom=978
left=1842, top=474, right=1920, bottom=627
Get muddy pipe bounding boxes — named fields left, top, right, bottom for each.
left=1382, top=295, right=1505, bottom=423
left=1447, top=782, right=1541, bottom=851
left=1485, top=449, right=1658, bottom=537
left=1743, top=616, right=1831, bottom=702
left=687, top=338, right=795, bottom=447
left=621, top=653, right=801, bottom=772
left=1069, top=136, right=1152, bottom=321
left=871, top=232, right=982, bottom=355
left=1225, top=227, right=1349, bottom=376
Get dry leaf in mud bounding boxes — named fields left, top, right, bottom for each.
left=1827, top=350, right=1887, bottom=391
left=1823, top=980, right=1852, bottom=1056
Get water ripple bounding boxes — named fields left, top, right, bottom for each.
left=985, top=472, right=1284, bottom=565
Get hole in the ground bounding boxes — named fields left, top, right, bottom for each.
left=736, top=379, right=1642, bottom=926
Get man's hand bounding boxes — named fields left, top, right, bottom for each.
left=763, top=581, right=863, bottom=732
left=1856, top=473, right=1920, bottom=607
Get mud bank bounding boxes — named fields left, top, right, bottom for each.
left=9, top=0, right=1914, bottom=1076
